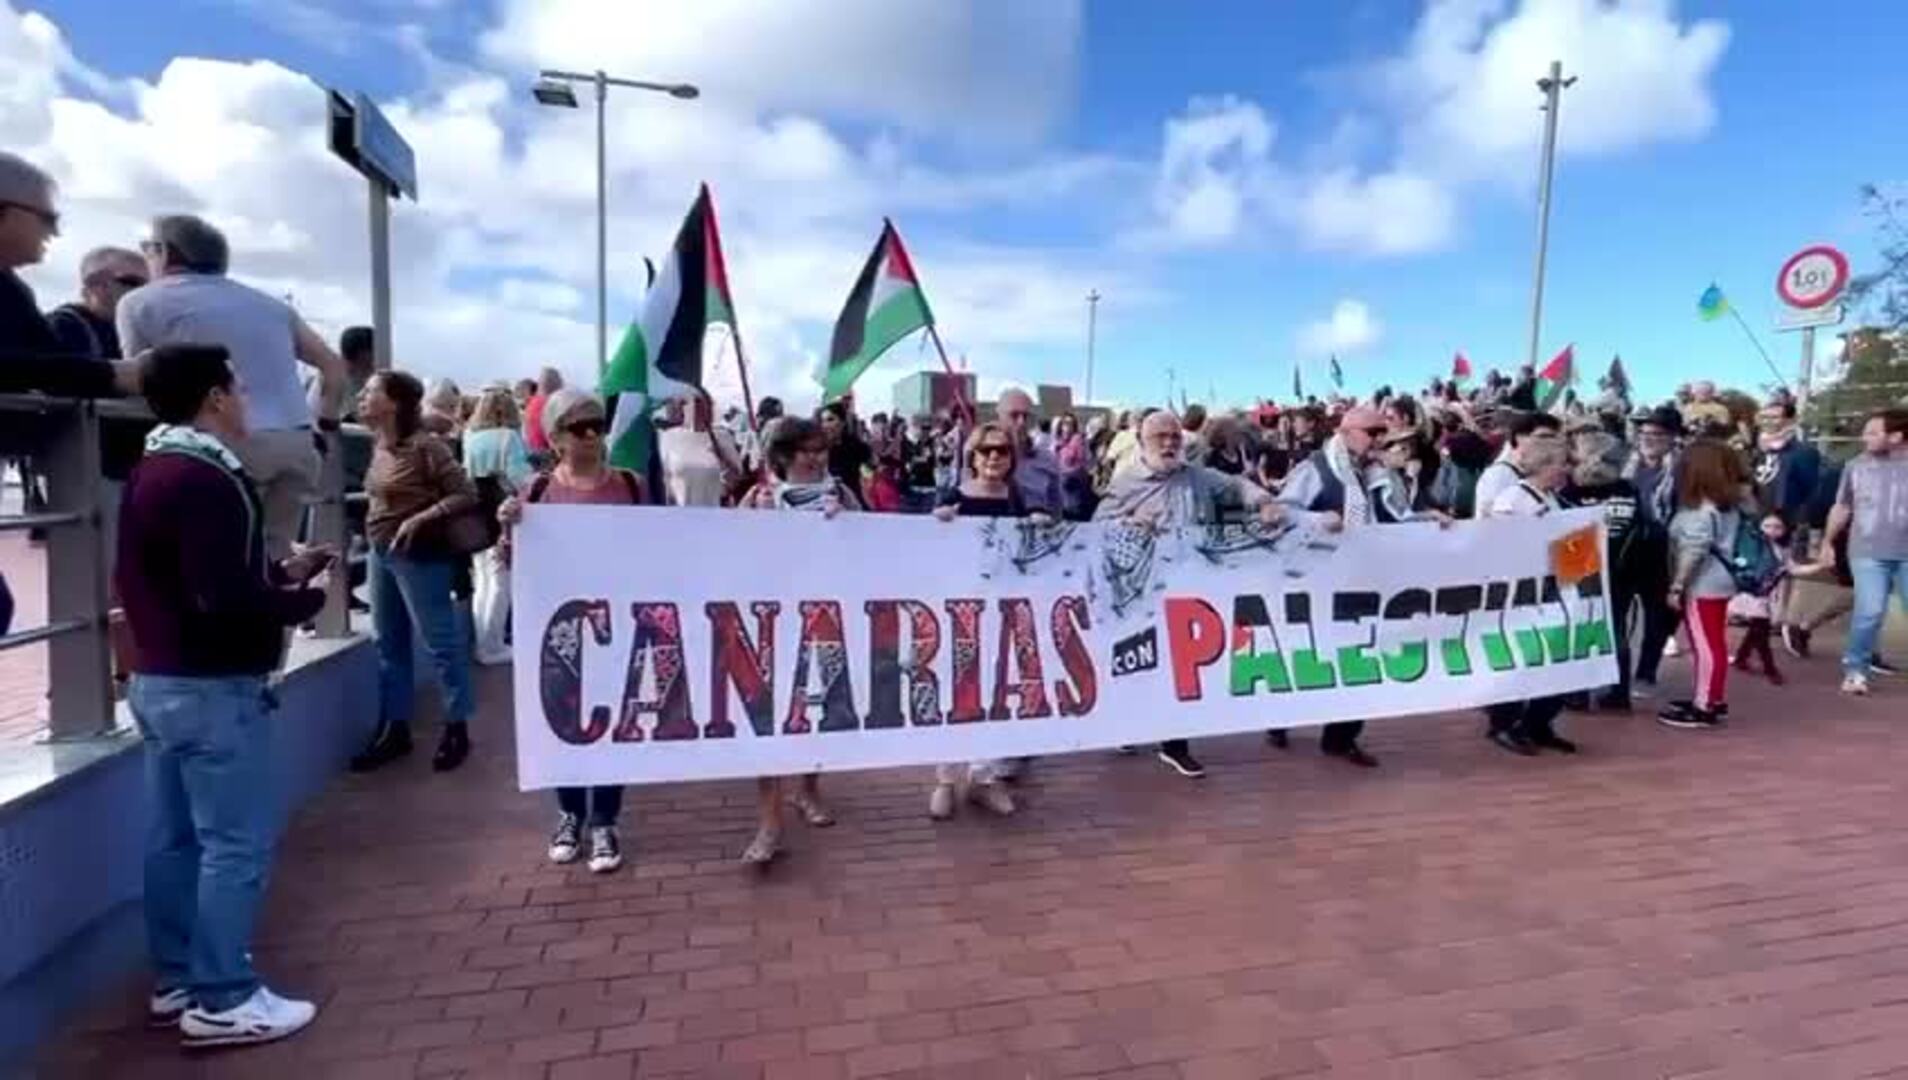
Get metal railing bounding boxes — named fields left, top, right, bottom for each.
left=0, top=393, right=364, bottom=742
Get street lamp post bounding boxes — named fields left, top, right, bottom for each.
left=531, top=69, right=699, bottom=378
left=1084, top=289, right=1101, bottom=405
left=1525, top=60, right=1575, bottom=371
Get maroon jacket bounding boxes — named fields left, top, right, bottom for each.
left=115, top=446, right=323, bottom=676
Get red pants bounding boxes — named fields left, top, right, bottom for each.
left=1682, top=596, right=1730, bottom=711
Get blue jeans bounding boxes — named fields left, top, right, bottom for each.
left=130, top=674, right=277, bottom=1012
left=369, top=545, right=474, bottom=734
left=1845, top=557, right=1908, bottom=674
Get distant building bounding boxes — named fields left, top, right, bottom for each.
left=891, top=371, right=978, bottom=420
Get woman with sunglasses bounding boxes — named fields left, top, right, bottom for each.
left=498, top=390, right=644, bottom=873
left=736, top=418, right=855, bottom=864
left=925, top=422, right=1052, bottom=819
left=350, top=371, right=480, bottom=773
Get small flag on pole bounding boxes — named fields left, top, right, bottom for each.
left=1535, top=344, right=1574, bottom=411
left=1329, top=354, right=1345, bottom=391
left=1292, top=363, right=1303, bottom=401
left=1606, top=355, right=1630, bottom=397
left=1451, top=351, right=1472, bottom=383
left=1697, top=283, right=1731, bottom=322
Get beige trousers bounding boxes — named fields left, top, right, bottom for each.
left=233, top=428, right=321, bottom=560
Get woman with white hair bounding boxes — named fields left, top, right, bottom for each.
left=1484, top=438, right=1580, bottom=755
left=422, top=378, right=465, bottom=440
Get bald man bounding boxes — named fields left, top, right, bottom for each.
left=997, top=388, right=1064, bottom=516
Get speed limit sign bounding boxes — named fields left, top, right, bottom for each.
left=1777, top=245, right=1849, bottom=309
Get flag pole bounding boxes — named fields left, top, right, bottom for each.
left=923, top=324, right=975, bottom=425
left=713, top=324, right=759, bottom=432
left=1727, top=306, right=1789, bottom=389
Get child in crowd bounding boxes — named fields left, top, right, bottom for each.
left=1730, top=513, right=1794, bottom=685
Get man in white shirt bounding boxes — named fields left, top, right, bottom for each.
left=119, top=215, right=345, bottom=558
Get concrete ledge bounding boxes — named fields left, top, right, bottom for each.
left=0, top=634, right=378, bottom=1070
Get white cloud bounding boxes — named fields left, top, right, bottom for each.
left=1288, top=169, right=1455, bottom=256
left=1297, top=299, right=1383, bottom=358
left=480, top=0, right=1082, bottom=142
left=1130, top=0, right=1726, bottom=258
left=1389, top=0, right=1729, bottom=179
left=6, top=0, right=1124, bottom=415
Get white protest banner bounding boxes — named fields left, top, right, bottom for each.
left=512, top=506, right=1617, bottom=789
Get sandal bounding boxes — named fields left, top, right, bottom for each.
left=740, top=827, right=782, bottom=866
left=790, top=793, right=836, bottom=828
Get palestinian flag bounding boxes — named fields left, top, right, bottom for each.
left=1451, top=351, right=1472, bottom=383
left=1329, top=354, right=1345, bottom=391
left=602, top=183, right=737, bottom=470
left=824, top=219, right=934, bottom=402
left=1535, top=344, right=1573, bottom=411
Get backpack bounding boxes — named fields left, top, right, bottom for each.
left=1709, top=511, right=1781, bottom=597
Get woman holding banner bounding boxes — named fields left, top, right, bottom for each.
left=926, top=422, right=1051, bottom=820
left=498, top=389, right=644, bottom=874
left=737, top=418, right=854, bottom=864
left=1483, top=439, right=1580, bottom=755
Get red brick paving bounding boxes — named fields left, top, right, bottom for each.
left=28, top=628, right=1908, bottom=1079
left=0, top=534, right=50, bottom=743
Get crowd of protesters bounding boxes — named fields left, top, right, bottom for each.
left=5, top=145, right=1908, bottom=1053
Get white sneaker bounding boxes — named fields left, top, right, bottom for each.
left=1664, top=639, right=1682, bottom=659
left=1843, top=672, right=1871, bottom=697
left=928, top=784, right=956, bottom=820
left=548, top=812, right=581, bottom=864
left=968, top=782, right=1017, bottom=816
left=586, top=826, right=623, bottom=874
left=1632, top=679, right=1658, bottom=700
left=148, top=987, right=192, bottom=1028
left=180, top=987, right=316, bottom=1048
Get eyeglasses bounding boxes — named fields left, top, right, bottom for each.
left=974, top=444, right=1013, bottom=458
left=1, top=201, right=59, bottom=233
left=563, top=419, right=606, bottom=438
left=1002, top=410, right=1031, bottom=421
left=1359, top=426, right=1389, bottom=437
left=110, top=274, right=148, bottom=288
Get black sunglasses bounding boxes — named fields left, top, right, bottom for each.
left=563, top=419, right=606, bottom=438
left=1360, top=425, right=1389, bottom=437
left=111, top=274, right=148, bottom=288
left=974, top=443, right=1013, bottom=457
left=2, top=201, right=58, bottom=232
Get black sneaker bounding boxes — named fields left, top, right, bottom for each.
left=349, top=725, right=412, bottom=772
left=1780, top=624, right=1811, bottom=659
left=1265, top=729, right=1290, bottom=749
left=1529, top=733, right=1580, bottom=754
left=1594, top=692, right=1632, bottom=712
left=1488, top=729, right=1538, bottom=757
left=1156, top=745, right=1206, bottom=778
left=1657, top=703, right=1721, bottom=730
left=432, top=725, right=470, bottom=772
left=1324, top=744, right=1380, bottom=768
left=548, top=813, right=582, bottom=864
left=1870, top=656, right=1901, bottom=677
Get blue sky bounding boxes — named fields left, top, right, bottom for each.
left=13, top=0, right=1908, bottom=409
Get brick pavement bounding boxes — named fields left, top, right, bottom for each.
left=26, top=634, right=1908, bottom=1079
left=0, top=533, right=50, bottom=743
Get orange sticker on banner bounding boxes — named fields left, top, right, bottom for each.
left=1550, top=525, right=1602, bottom=586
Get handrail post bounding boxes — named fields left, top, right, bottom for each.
left=312, top=429, right=351, bottom=638
left=40, top=401, right=115, bottom=740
